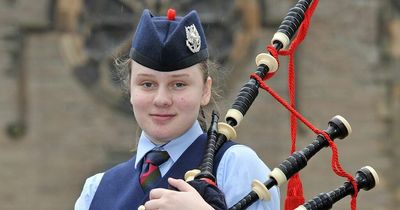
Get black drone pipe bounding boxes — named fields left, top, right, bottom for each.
left=229, top=115, right=352, bottom=210
left=296, top=166, right=379, bottom=210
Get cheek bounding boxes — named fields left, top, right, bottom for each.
left=177, top=96, right=188, bottom=106
left=131, top=92, right=148, bottom=110
left=177, top=94, right=201, bottom=110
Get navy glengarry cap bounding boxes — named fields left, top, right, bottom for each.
left=129, top=9, right=208, bottom=72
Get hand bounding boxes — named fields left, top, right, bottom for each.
left=143, top=177, right=215, bottom=210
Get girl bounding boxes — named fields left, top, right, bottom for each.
left=75, top=9, right=280, bottom=210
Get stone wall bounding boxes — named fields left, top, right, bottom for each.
left=0, top=0, right=396, bottom=209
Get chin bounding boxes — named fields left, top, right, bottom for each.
left=149, top=132, right=176, bottom=143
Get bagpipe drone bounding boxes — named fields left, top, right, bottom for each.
left=140, top=0, right=379, bottom=209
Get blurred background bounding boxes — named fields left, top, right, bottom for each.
left=0, top=0, right=398, bottom=209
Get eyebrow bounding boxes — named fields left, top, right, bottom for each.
left=135, top=73, right=155, bottom=77
left=170, top=73, right=190, bottom=78
left=135, top=73, right=190, bottom=78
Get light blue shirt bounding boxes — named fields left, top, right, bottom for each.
left=75, top=121, right=280, bottom=210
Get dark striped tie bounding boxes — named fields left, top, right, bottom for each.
left=139, top=150, right=170, bottom=192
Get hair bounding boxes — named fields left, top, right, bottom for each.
left=114, top=57, right=223, bottom=132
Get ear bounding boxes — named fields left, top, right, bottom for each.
left=129, top=61, right=136, bottom=106
left=129, top=74, right=135, bottom=106
left=201, top=77, right=212, bottom=106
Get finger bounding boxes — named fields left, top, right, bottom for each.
left=168, top=177, right=194, bottom=192
left=149, top=188, right=168, bottom=200
left=144, top=199, right=163, bottom=210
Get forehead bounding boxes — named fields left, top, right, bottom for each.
left=131, top=61, right=202, bottom=78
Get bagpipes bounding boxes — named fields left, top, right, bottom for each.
left=140, top=0, right=379, bottom=209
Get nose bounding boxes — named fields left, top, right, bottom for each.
left=153, top=87, right=173, bottom=107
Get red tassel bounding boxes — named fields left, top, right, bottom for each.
left=285, top=173, right=305, bottom=210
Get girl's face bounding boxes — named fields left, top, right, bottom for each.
left=130, top=61, right=212, bottom=144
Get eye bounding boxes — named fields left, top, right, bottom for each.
left=174, top=82, right=186, bottom=89
left=141, top=81, right=155, bottom=89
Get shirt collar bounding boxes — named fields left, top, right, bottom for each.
left=134, top=121, right=203, bottom=168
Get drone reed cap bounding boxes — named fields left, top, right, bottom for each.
left=327, top=115, right=352, bottom=139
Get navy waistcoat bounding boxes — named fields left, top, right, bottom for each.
left=89, top=134, right=236, bottom=210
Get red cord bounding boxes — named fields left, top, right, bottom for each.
left=268, top=0, right=320, bottom=209
left=258, top=0, right=358, bottom=208
left=259, top=0, right=358, bottom=209
left=251, top=73, right=359, bottom=210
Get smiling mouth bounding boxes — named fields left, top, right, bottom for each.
left=150, top=114, right=176, bottom=121
left=150, top=114, right=175, bottom=117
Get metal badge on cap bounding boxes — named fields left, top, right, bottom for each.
left=185, top=24, right=201, bottom=53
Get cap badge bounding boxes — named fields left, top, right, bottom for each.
left=185, top=24, right=201, bottom=53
